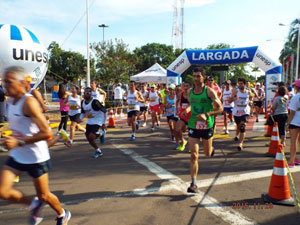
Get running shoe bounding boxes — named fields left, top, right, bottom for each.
left=174, top=143, right=180, bottom=150
left=187, top=183, right=198, bottom=193
left=151, top=127, right=155, bottom=132
left=14, top=176, right=20, bottom=183
left=142, top=122, right=146, bottom=127
left=237, top=145, right=243, bottom=152
left=56, top=209, right=71, bottom=225
left=59, top=129, right=70, bottom=142
left=64, top=141, right=72, bottom=148
left=29, top=197, right=44, bottom=225
left=100, top=130, right=106, bottom=144
left=0, top=146, right=8, bottom=152
left=92, top=150, right=103, bottom=158
left=234, top=136, right=239, bottom=141
left=136, top=121, right=139, bottom=131
left=294, top=159, right=300, bottom=165
left=177, top=140, right=187, bottom=151
left=225, top=129, right=229, bottom=134
left=130, top=134, right=135, bottom=141
left=171, top=136, right=175, bottom=141
left=288, top=163, right=295, bottom=168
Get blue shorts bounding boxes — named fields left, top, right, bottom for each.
left=5, top=156, right=51, bottom=178
left=223, top=107, right=233, bottom=113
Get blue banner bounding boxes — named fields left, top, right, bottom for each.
left=186, top=46, right=258, bottom=65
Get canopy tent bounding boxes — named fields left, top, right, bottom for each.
left=130, top=63, right=167, bottom=84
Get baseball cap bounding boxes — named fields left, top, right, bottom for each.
left=256, top=82, right=260, bottom=86
left=168, top=84, right=176, bottom=90
left=293, top=79, right=300, bottom=87
left=226, top=80, right=231, bottom=84
left=150, top=84, right=156, bottom=88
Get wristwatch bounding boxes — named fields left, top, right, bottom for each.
left=18, top=140, right=26, bottom=147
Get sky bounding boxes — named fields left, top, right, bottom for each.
left=1, top=0, right=300, bottom=76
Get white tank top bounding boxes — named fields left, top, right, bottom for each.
left=127, top=90, right=140, bottom=111
left=233, top=89, right=250, bottom=116
left=82, top=98, right=106, bottom=125
left=139, top=90, right=148, bottom=107
left=91, top=88, right=104, bottom=105
left=222, top=88, right=234, bottom=108
left=149, top=91, right=159, bottom=106
left=254, top=88, right=264, bottom=101
left=68, top=94, right=81, bottom=116
left=8, top=94, right=50, bottom=164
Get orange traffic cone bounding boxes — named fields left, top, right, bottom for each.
left=262, top=144, right=295, bottom=206
left=107, top=107, right=116, bottom=128
left=265, top=122, right=280, bottom=157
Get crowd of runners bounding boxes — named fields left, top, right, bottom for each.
left=0, top=66, right=300, bottom=224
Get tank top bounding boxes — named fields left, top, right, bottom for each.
left=91, top=88, right=105, bottom=105
left=233, top=89, right=250, bottom=116
left=82, top=98, right=106, bottom=125
left=179, top=93, right=191, bottom=121
left=59, top=98, right=69, bottom=112
left=188, top=86, right=214, bottom=130
left=68, top=94, right=81, bottom=116
left=149, top=91, right=159, bottom=106
left=139, top=90, right=148, bottom=107
left=8, top=94, right=50, bottom=164
left=254, top=88, right=264, bottom=101
left=166, top=94, right=176, bottom=116
left=222, top=88, right=234, bottom=108
left=127, top=90, right=140, bottom=112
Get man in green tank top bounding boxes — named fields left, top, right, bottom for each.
left=182, top=67, right=223, bottom=193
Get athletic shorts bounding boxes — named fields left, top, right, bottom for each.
left=86, top=124, right=101, bottom=136
left=114, top=99, right=123, bottom=107
left=5, top=156, right=51, bottom=178
left=234, top=115, right=249, bottom=125
left=188, top=128, right=214, bottom=140
left=167, top=115, right=178, bottom=123
left=127, top=110, right=139, bottom=118
left=223, top=107, right=233, bottom=113
left=69, top=113, right=81, bottom=122
left=140, top=106, right=148, bottom=112
left=289, top=124, right=300, bottom=129
left=150, top=104, right=160, bottom=113
left=254, top=101, right=263, bottom=108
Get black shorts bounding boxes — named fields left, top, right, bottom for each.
left=127, top=110, right=139, bottom=118
left=223, top=107, right=233, bottom=113
left=5, top=156, right=51, bottom=179
left=86, top=124, right=101, bottom=136
left=140, top=106, right=148, bottom=112
left=69, top=113, right=81, bottom=122
left=234, top=115, right=249, bottom=125
left=188, top=128, right=214, bottom=140
left=289, top=124, right=300, bottom=129
left=114, top=99, right=123, bottom=107
left=254, top=101, right=263, bottom=108
left=167, top=115, right=178, bottom=123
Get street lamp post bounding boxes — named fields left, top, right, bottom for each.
left=279, top=23, right=300, bottom=81
left=98, top=24, right=109, bottom=42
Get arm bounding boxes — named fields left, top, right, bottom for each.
left=31, top=89, right=47, bottom=113
left=92, top=99, right=107, bottom=113
left=137, top=92, right=144, bottom=103
left=287, top=110, right=295, bottom=126
left=228, top=89, right=238, bottom=103
left=5, top=97, right=52, bottom=150
left=176, top=93, right=181, bottom=114
left=98, top=88, right=107, bottom=101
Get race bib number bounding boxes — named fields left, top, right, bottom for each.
left=87, top=113, right=94, bottom=118
left=129, top=104, right=135, bottom=110
left=181, top=103, right=188, bottom=109
left=150, top=98, right=156, bottom=103
left=195, top=121, right=208, bottom=130
left=167, top=109, right=174, bottom=115
left=225, top=100, right=230, bottom=105
left=70, top=105, right=78, bottom=110
left=236, top=110, right=245, bottom=116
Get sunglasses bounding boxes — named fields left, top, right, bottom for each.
left=208, top=79, right=214, bottom=81
left=84, top=92, right=91, bottom=94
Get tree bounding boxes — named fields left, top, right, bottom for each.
left=91, top=39, right=134, bottom=86
left=47, top=41, right=90, bottom=83
left=132, top=43, right=177, bottom=73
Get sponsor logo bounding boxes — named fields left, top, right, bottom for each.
left=171, top=58, right=184, bottom=71
left=192, top=50, right=249, bottom=61
left=256, top=53, right=271, bottom=66
left=270, top=76, right=278, bottom=82
left=12, top=48, right=48, bottom=63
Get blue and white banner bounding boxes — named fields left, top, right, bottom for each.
left=0, top=24, right=48, bottom=88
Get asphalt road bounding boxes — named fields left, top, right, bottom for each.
left=1, top=114, right=300, bottom=225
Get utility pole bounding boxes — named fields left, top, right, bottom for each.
left=98, top=24, right=109, bottom=42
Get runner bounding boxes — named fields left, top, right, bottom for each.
left=229, top=78, right=253, bottom=151
left=182, top=67, right=223, bottom=193
left=175, top=81, right=191, bottom=151
left=147, top=84, right=162, bottom=132
left=91, top=80, right=107, bottom=105
left=138, top=83, right=149, bottom=127
left=164, top=84, right=178, bottom=142
left=78, top=87, right=107, bottom=158
left=206, top=76, right=222, bottom=131
left=0, top=66, right=71, bottom=225
left=222, top=80, right=234, bottom=134
left=160, top=84, right=168, bottom=117
left=253, top=82, right=265, bottom=122
left=125, top=81, right=144, bottom=141
left=65, top=85, right=86, bottom=147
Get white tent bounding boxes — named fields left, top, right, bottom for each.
left=130, top=63, right=167, bottom=84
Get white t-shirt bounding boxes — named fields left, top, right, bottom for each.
left=114, top=86, right=123, bottom=100
left=288, top=92, right=300, bottom=126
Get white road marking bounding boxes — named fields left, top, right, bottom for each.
left=113, top=144, right=257, bottom=225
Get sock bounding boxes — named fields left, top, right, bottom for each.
left=70, top=140, right=73, bottom=144
left=191, top=178, right=196, bottom=185
left=132, top=132, right=135, bottom=136
left=57, top=209, right=65, bottom=218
